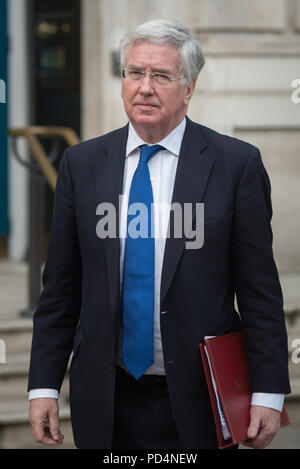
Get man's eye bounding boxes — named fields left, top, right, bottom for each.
left=154, top=74, right=171, bottom=84
left=129, top=70, right=143, bottom=78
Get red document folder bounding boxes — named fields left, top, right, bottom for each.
left=199, top=331, right=290, bottom=449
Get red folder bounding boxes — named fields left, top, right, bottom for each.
left=199, top=331, right=290, bottom=449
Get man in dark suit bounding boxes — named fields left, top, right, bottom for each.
left=28, top=19, right=290, bottom=449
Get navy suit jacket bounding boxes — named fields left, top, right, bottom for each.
left=28, top=117, right=290, bottom=448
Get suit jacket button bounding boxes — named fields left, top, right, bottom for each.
left=109, top=363, right=116, bottom=372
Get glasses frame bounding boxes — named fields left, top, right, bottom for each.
left=121, top=67, right=185, bottom=86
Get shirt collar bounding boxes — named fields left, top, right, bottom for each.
left=126, top=117, right=186, bottom=158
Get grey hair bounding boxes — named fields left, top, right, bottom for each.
left=119, top=19, right=205, bottom=85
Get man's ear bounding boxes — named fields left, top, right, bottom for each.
left=184, top=78, right=196, bottom=105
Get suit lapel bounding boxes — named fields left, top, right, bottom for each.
left=160, top=118, right=215, bottom=306
left=93, top=125, right=128, bottom=319
left=93, top=119, right=214, bottom=316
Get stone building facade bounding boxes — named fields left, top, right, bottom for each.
left=81, top=0, right=300, bottom=275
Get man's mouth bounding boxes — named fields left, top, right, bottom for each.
left=135, top=103, right=158, bottom=108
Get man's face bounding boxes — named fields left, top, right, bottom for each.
left=121, top=40, right=195, bottom=141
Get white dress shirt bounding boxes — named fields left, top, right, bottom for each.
left=29, top=118, right=284, bottom=412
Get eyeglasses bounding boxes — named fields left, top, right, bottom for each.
left=121, top=67, right=184, bottom=87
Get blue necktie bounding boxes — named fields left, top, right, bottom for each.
left=122, top=144, right=164, bottom=379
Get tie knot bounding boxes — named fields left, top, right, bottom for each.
left=139, top=144, right=164, bottom=164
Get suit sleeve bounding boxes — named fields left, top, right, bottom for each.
left=231, top=146, right=291, bottom=394
left=28, top=148, right=82, bottom=392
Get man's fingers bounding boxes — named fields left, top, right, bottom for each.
left=49, top=406, right=63, bottom=442
left=247, top=412, right=261, bottom=440
left=32, top=422, right=60, bottom=445
left=29, top=398, right=63, bottom=446
left=243, top=405, right=281, bottom=449
left=45, top=426, right=64, bottom=445
left=243, top=426, right=276, bottom=449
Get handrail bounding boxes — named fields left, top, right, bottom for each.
left=8, top=126, right=80, bottom=191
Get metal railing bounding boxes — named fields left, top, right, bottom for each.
left=8, top=126, right=80, bottom=316
left=9, top=126, right=80, bottom=191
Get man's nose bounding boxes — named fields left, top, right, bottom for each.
left=138, top=74, right=154, bottom=94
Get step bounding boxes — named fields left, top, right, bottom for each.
left=0, top=320, right=33, bottom=355
left=0, top=398, right=75, bottom=449
left=0, top=261, right=28, bottom=322
left=286, top=312, right=300, bottom=338
left=0, top=353, right=70, bottom=400
left=281, top=274, right=300, bottom=314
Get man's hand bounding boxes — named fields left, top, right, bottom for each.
left=242, top=405, right=281, bottom=449
left=29, top=398, right=64, bottom=446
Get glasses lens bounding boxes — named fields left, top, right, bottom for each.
left=127, top=69, right=143, bottom=80
left=123, top=68, right=178, bottom=86
left=153, top=74, right=172, bottom=86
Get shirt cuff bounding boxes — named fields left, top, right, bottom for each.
left=251, top=393, right=284, bottom=412
left=28, top=389, right=59, bottom=400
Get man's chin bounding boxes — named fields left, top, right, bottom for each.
left=133, top=115, right=160, bottom=127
